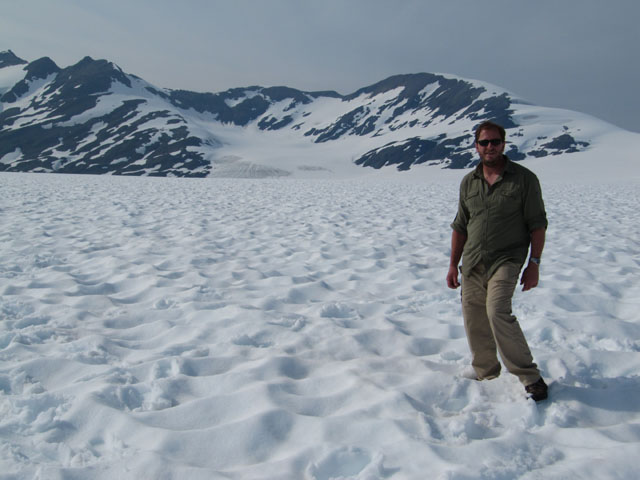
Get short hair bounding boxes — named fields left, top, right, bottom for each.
left=475, top=121, right=506, bottom=143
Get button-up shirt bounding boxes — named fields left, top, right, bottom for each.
left=451, top=156, right=548, bottom=278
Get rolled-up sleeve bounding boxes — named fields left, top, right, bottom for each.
left=451, top=189, right=469, bottom=235
left=523, top=174, right=548, bottom=232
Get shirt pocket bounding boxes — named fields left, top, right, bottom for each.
left=464, top=188, right=484, bottom=215
left=496, top=186, right=521, bottom=214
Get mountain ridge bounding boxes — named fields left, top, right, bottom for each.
left=0, top=50, right=607, bottom=177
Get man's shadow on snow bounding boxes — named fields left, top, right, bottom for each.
left=544, top=376, right=639, bottom=424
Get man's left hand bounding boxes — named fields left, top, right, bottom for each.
left=520, top=264, right=539, bottom=291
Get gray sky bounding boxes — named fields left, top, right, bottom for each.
left=2, top=0, right=639, bottom=132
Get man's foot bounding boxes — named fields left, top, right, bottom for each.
left=459, top=365, right=503, bottom=381
left=525, top=378, right=548, bottom=402
left=460, top=367, right=479, bottom=380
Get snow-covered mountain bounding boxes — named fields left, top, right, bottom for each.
left=0, top=49, right=613, bottom=177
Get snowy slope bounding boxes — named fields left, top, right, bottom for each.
left=2, top=51, right=634, bottom=178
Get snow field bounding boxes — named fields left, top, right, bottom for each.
left=0, top=171, right=639, bottom=479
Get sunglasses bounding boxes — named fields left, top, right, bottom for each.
left=477, top=138, right=504, bottom=147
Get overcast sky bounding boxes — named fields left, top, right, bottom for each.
left=2, top=0, right=639, bottom=132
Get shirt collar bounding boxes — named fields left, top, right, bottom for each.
left=472, top=155, right=513, bottom=179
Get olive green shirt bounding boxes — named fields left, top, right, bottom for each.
left=451, top=156, right=547, bottom=278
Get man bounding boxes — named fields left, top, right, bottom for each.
left=446, top=120, right=548, bottom=402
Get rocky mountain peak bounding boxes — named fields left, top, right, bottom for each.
left=0, top=50, right=28, bottom=68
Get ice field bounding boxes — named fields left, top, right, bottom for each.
left=1, top=148, right=639, bottom=479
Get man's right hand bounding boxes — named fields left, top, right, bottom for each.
left=446, top=265, right=461, bottom=289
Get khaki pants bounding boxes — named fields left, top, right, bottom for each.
left=461, top=262, right=540, bottom=386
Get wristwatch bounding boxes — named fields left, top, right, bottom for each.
left=529, top=257, right=541, bottom=265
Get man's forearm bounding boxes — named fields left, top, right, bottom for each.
left=446, top=229, right=467, bottom=289
left=529, top=228, right=546, bottom=259
left=450, top=229, right=467, bottom=267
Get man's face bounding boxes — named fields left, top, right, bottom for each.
left=475, top=128, right=505, bottom=167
